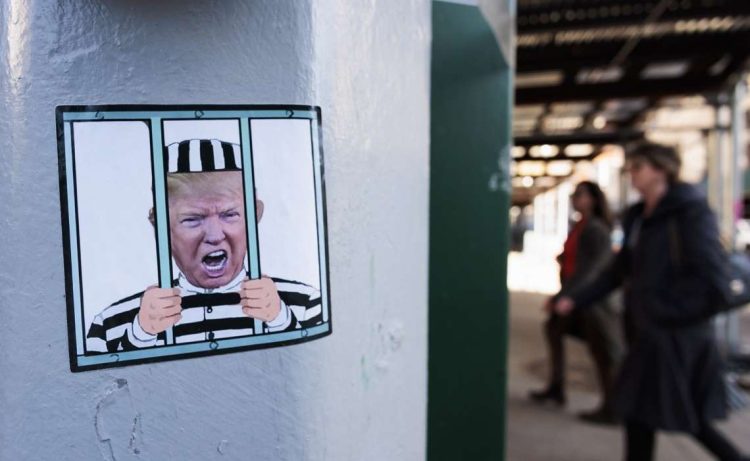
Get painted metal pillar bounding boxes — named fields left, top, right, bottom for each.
left=429, top=1, right=515, bottom=460
left=707, top=99, right=733, bottom=355
left=707, top=88, right=748, bottom=356
left=727, top=77, right=749, bottom=356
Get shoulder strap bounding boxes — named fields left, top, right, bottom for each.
left=667, top=216, right=683, bottom=271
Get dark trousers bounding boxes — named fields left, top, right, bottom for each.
left=544, top=307, right=623, bottom=409
left=626, top=420, right=745, bottom=461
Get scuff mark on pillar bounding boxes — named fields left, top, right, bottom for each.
left=95, top=378, right=142, bottom=461
left=217, top=439, right=229, bottom=455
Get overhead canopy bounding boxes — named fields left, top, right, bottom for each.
left=513, top=0, right=750, bottom=205
left=517, top=0, right=750, bottom=104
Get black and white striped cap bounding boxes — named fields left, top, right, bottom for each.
left=164, top=139, right=242, bottom=173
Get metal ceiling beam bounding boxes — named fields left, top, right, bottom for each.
left=518, top=0, right=750, bottom=33
left=514, top=130, right=644, bottom=147
left=512, top=152, right=600, bottom=163
left=517, top=33, right=750, bottom=72
left=516, top=64, right=747, bottom=104
left=612, top=97, right=657, bottom=129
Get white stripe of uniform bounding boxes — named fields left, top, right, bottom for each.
left=127, top=322, right=158, bottom=347
left=105, top=323, right=128, bottom=342
left=205, top=304, right=244, bottom=320
left=212, top=139, right=225, bottom=170
left=86, top=336, right=108, bottom=353
left=168, top=143, right=179, bottom=173
left=175, top=333, right=207, bottom=344
left=213, top=329, right=254, bottom=340
left=98, top=297, right=140, bottom=320
left=275, top=282, right=320, bottom=299
left=189, top=139, right=202, bottom=172
left=233, top=144, right=242, bottom=169
left=176, top=306, right=208, bottom=325
left=290, top=304, right=322, bottom=322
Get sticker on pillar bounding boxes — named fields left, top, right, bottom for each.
left=56, top=105, right=331, bottom=372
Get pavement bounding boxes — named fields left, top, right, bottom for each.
left=506, top=290, right=750, bottom=461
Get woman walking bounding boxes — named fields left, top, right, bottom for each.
left=555, top=142, right=748, bottom=461
left=530, top=181, right=624, bottom=424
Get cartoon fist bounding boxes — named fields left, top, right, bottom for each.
left=138, top=286, right=182, bottom=335
left=240, top=276, right=281, bottom=323
left=138, top=286, right=183, bottom=335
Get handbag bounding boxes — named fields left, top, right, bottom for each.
left=668, top=217, right=750, bottom=311
left=721, top=251, right=750, bottom=309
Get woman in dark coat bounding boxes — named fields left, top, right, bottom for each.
left=530, top=181, right=624, bottom=425
left=555, top=142, right=748, bottom=461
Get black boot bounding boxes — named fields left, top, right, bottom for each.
left=528, top=385, right=566, bottom=406
left=578, top=406, right=619, bottom=425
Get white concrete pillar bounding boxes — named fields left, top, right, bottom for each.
left=0, top=1, right=430, bottom=460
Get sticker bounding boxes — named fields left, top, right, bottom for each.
left=57, top=105, right=332, bottom=372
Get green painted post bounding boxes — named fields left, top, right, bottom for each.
left=428, top=2, right=514, bottom=460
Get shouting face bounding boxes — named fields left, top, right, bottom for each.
left=168, top=172, right=247, bottom=289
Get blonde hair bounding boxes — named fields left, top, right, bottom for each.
left=167, top=171, right=244, bottom=202
left=148, top=171, right=245, bottom=225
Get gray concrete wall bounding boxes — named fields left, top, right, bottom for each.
left=0, top=1, right=430, bottom=460
left=311, top=1, right=430, bottom=460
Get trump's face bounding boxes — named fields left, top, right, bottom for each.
left=168, top=173, right=247, bottom=289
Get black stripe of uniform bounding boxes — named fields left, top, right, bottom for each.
left=204, top=317, right=254, bottom=333
left=181, top=292, right=241, bottom=309
left=199, top=139, right=215, bottom=171
left=113, top=330, right=166, bottom=353
left=279, top=291, right=321, bottom=308
left=119, top=332, right=136, bottom=352
left=102, top=305, right=140, bottom=332
left=299, top=316, right=323, bottom=329
left=86, top=321, right=106, bottom=339
left=177, top=140, right=191, bottom=172
left=271, top=277, right=308, bottom=285
left=221, top=142, right=237, bottom=169
left=107, top=289, right=145, bottom=308
left=172, top=313, right=254, bottom=337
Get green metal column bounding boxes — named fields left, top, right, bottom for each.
left=428, top=1, right=514, bottom=460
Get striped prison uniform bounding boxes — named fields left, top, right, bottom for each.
left=86, top=271, right=323, bottom=354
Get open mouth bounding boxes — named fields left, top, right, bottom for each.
left=201, top=250, right=228, bottom=275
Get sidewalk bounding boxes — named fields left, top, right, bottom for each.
left=506, top=290, right=750, bottom=461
